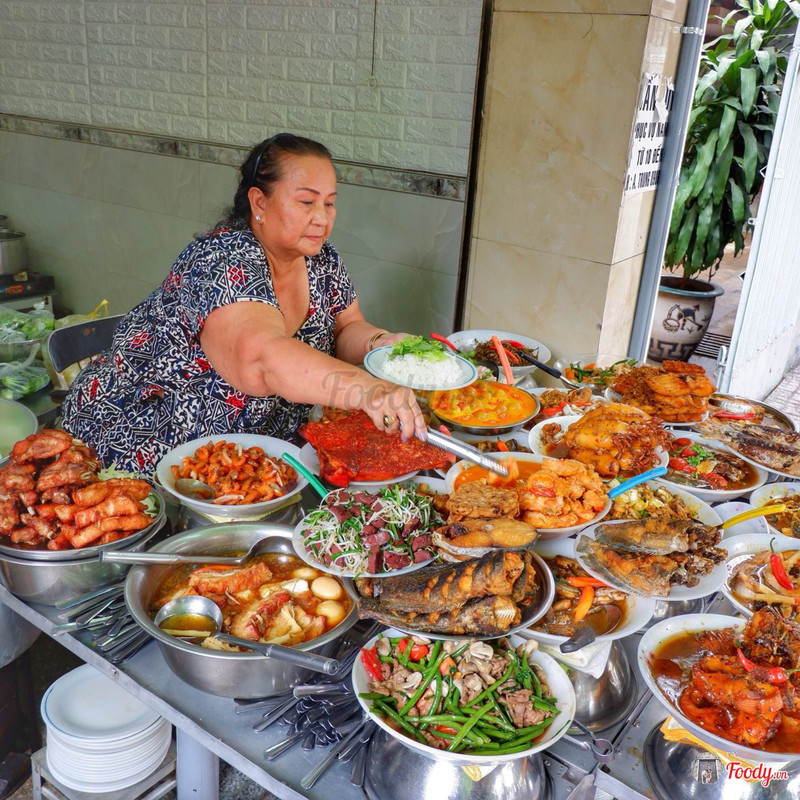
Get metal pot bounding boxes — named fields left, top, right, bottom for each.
left=0, top=515, right=166, bottom=605
left=0, top=232, right=27, bottom=276
left=124, top=522, right=359, bottom=698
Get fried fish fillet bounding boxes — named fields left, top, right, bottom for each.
left=446, top=480, right=520, bottom=522
left=594, top=518, right=721, bottom=555
left=587, top=540, right=676, bottom=596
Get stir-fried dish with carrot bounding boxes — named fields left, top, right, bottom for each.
left=650, top=609, right=800, bottom=753
left=170, top=440, right=298, bottom=505
left=533, top=555, right=627, bottom=637
left=359, top=636, right=560, bottom=755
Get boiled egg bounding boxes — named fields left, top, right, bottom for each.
left=315, top=600, right=346, bottom=626
left=311, top=576, right=343, bottom=600
left=293, top=566, right=319, bottom=580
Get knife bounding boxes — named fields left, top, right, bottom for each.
left=424, top=428, right=509, bottom=477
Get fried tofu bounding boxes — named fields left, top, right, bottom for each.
left=446, top=479, right=519, bottom=522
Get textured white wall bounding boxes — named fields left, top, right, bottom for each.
left=0, top=0, right=481, bottom=174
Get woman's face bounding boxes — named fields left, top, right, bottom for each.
left=252, top=153, right=337, bottom=260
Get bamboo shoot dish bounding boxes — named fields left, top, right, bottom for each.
left=729, top=546, right=800, bottom=622
left=608, top=483, right=696, bottom=522
left=150, top=553, right=352, bottom=648
left=649, top=609, right=800, bottom=754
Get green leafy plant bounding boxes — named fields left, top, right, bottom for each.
left=664, top=0, right=796, bottom=283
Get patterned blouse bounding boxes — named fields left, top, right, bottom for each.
left=62, top=226, right=357, bottom=474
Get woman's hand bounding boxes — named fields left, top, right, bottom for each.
left=371, top=331, right=413, bottom=349
left=360, top=381, right=427, bottom=442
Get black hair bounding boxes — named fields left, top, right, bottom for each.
left=224, top=133, right=333, bottom=227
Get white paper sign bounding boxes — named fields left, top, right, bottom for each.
left=624, top=73, right=675, bottom=195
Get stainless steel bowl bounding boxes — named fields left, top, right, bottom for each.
left=430, top=385, right=540, bottom=437
left=124, top=522, right=359, bottom=698
left=0, top=518, right=166, bottom=605
left=0, top=485, right=166, bottom=562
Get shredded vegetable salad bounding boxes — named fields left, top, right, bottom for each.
left=300, top=484, right=443, bottom=575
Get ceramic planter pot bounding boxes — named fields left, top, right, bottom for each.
left=648, top=276, right=725, bottom=362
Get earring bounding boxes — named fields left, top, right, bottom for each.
left=255, top=215, right=261, bottom=221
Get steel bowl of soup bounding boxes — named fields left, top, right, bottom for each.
left=124, top=522, right=357, bottom=698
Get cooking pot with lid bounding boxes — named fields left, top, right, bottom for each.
left=0, top=232, right=27, bottom=276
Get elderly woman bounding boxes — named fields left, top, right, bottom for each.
left=63, top=133, right=426, bottom=473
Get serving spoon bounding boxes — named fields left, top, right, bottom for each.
left=100, top=535, right=290, bottom=566
left=174, top=477, right=215, bottom=500
left=559, top=604, right=622, bottom=654
left=153, top=595, right=339, bottom=675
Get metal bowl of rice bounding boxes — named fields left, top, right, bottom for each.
left=363, top=346, right=478, bottom=391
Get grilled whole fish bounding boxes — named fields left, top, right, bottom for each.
left=586, top=540, right=675, bottom=596
left=594, top=518, right=721, bottom=555
left=695, top=421, right=800, bottom=477
left=355, top=549, right=527, bottom=613
left=357, top=595, right=521, bottom=636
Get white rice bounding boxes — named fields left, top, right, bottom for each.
left=382, top=353, right=463, bottom=387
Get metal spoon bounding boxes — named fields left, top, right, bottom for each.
left=559, top=604, right=622, bottom=654
left=153, top=595, right=340, bottom=675
left=174, top=478, right=215, bottom=500
left=100, top=534, right=289, bottom=565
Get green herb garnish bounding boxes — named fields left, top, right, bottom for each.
left=389, top=335, right=447, bottom=362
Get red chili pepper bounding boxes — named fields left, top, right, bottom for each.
left=680, top=446, right=697, bottom=458
left=736, top=647, right=791, bottom=684
left=770, top=540, right=794, bottom=590
left=398, top=638, right=429, bottom=661
left=704, top=472, right=728, bottom=489
left=502, top=345, right=520, bottom=365
left=360, top=646, right=384, bottom=681
left=433, top=725, right=458, bottom=736
left=668, top=457, right=690, bottom=472
left=715, top=411, right=756, bottom=420
left=430, top=333, right=459, bottom=351
left=501, top=339, right=527, bottom=350
left=496, top=440, right=510, bottom=452
left=672, top=437, right=691, bottom=448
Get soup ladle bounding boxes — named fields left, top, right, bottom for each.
left=100, top=535, right=290, bottom=566
left=174, top=477, right=215, bottom=500
left=153, top=595, right=340, bottom=675
left=559, top=603, right=622, bottom=654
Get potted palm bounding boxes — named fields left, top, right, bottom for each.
left=648, top=0, right=795, bottom=362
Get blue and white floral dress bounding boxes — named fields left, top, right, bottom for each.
left=62, top=226, right=356, bottom=474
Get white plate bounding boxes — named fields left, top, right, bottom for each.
left=603, top=387, right=710, bottom=427
left=749, top=482, right=800, bottom=538
left=528, top=386, right=606, bottom=419
left=353, top=628, right=575, bottom=765
left=445, top=329, right=552, bottom=380
left=656, top=432, right=769, bottom=503
left=574, top=518, right=728, bottom=601
left=607, top=480, right=721, bottom=527
left=527, top=415, right=669, bottom=476
left=713, top=500, right=768, bottom=538
left=42, top=664, right=160, bottom=739
left=444, top=452, right=611, bottom=540
left=298, top=441, right=419, bottom=489
left=155, top=434, right=306, bottom=519
left=720, top=533, right=800, bottom=618
left=364, top=345, right=477, bottom=391
left=43, top=716, right=170, bottom=752
left=519, top=538, right=656, bottom=645
left=638, top=613, right=800, bottom=763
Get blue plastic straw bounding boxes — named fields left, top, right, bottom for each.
left=607, top=465, right=668, bottom=499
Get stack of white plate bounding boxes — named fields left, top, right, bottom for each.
left=41, top=664, right=172, bottom=793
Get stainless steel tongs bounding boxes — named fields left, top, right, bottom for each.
left=424, top=427, right=510, bottom=477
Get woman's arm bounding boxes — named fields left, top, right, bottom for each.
left=199, top=301, right=426, bottom=439
left=334, top=299, right=412, bottom=363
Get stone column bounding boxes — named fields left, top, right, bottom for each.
left=464, top=0, right=688, bottom=378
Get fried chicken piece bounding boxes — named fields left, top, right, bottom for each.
left=35, top=463, right=90, bottom=492
left=645, top=372, right=715, bottom=399
left=0, top=499, right=20, bottom=535
left=446, top=479, right=519, bottom=522
left=10, top=526, right=42, bottom=545
left=19, top=513, right=57, bottom=542
left=71, top=479, right=151, bottom=507
left=74, top=495, right=143, bottom=528
left=68, top=512, right=153, bottom=548
left=0, top=462, right=36, bottom=493
left=10, top=430, right=73, bottom=463
left=663, top=360, right=707, bottom=375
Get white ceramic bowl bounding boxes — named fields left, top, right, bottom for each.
left=553, top=353, right=640, bottom=393
left=444, top=452, right=611, bottom=540
left=749, top=482, right=800, bottom=539
left=155, top=434, right=307, bottom=519
left=527, top=415, right=669, bottom=475
left=720, top=533, right=800, bottom=618
left=446, top=329, right=552, bottom=382
left=519, top=538, right=656, bottom=645
left=713, top=501, right=768, bottom=538
left=607, top=480, right=721, bottom=527
left=638, top=613, right=800, bottom=763
left=656, top=431, right=769, bottom=503
left=353, top=628, right=575, bottom=765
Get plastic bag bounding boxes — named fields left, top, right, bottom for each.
left=43, top=299, right=110, bottom=390
left=0, top=303, right=55, bottom=342
left=0, top=347, right=50, bottom=399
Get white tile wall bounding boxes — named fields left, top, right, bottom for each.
left=0, top=0, right=481, bottom=175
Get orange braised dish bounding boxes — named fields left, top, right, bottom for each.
left=429, top=381, right=537, bottom=427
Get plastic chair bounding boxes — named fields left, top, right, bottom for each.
left=46, top=315, right=123, bottom=375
